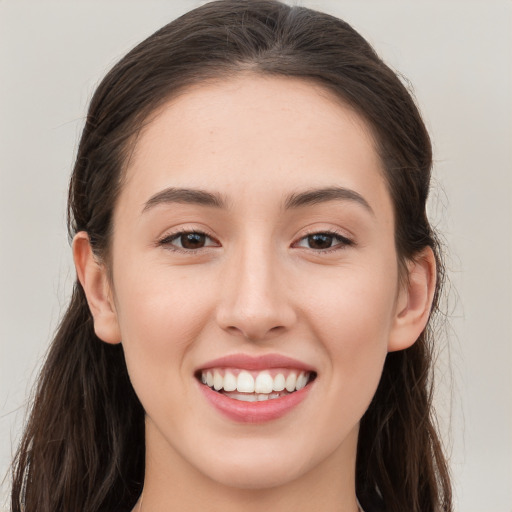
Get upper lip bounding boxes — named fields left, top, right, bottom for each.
left=196, top=353, right=316, bottom=373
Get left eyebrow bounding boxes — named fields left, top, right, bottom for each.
left=283, top=186, right=374, bottom=215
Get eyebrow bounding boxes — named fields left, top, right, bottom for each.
left=142, top=187, right=227, bottom=212
left=283, top=186, right=374, bottom=215
left=142, top=185, right=373, bottom=215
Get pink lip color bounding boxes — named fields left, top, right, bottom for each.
left=196, top=353, right=316, bottom=423
left=197, top=353, right=316, bottom=372
left=198, top=380, right=312, bottom=423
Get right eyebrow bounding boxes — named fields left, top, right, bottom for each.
left=142, top=187, right=228, bottom=213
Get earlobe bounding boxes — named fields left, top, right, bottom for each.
left=388, top=247, right=437, bottom=352
left=72, top=232, right=121, bottom=344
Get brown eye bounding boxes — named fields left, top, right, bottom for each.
left=180, top=232, right=207, bottom=249
left=294, top=231, right=353, bottom=251
left=159, top=231, right=219, bottom=251
left=307, top=233, right=334, bottom=250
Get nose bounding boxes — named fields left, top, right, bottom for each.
left=215, top=242, right=297, bottom=342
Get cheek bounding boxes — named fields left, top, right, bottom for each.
left=115, top=264, right=213, bottom=341
left=112, top=268, right=216, bottom=401
left=298, top=261, right=398, bottom=404
left=300, top=260, right=398, bottom=345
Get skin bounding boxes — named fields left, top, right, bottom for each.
left=74, top=75, right=436, bottom=512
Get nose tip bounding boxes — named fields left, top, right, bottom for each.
left=215, top=253, right=297, bottom=342
left=222, top=317, right=289, bottom=342
left=217, top=292, right=296, bottom=341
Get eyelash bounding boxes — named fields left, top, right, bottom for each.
left=293, top=229, right=354, bottom=253
left=157, top=228, right=220, bottom=254
left=157, top=228, right=354, bottom=254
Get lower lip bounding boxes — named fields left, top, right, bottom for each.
left=198, top=381, right=313, bottom=423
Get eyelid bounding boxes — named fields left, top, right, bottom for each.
left=291, top=228, right=355, bottom=252
left=157, top=227, right=221, bottom=252
left=156, top=226, right=354, bottom=254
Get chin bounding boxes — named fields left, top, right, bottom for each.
left=206, top=457, right=307, bottom=490
left=188, top=435, right=324, bottom=491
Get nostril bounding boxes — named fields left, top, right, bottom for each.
left=224, top=324, right=287, bottom=342
left=216, top=290, right=297, bottom=341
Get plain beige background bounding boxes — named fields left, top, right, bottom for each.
left=1, top=1, right=511, bottom=511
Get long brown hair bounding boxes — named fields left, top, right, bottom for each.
left=11, top=1, right=452, bottom=510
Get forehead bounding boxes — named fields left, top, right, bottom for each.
left=119, top=74, right=391, bottom=218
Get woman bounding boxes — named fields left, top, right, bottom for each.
left=11, top=1, right=452, bottom=511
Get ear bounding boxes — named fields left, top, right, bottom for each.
left=73, top=232, right=121, bottom=344
left=388, top=247, right=437, bottom=352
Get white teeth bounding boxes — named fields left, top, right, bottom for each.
left=223, top=371, right=237, bottom=392
left=222, top=391, right=289, bottom=402
left=200, top=369, right=313, bottom=394
left=272, top=373, right=286, bottom=391
left=254, top=372, right=273, bottom=393
left=213, top=370, right=223, bottom=391
left=285, top=372, right=297, bottom=392
left=224, top=392, right=259, bottom=402
left=237, top=370, right=255, bottom=393
left=296, top=372, right=308, bottom=390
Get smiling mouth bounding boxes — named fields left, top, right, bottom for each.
left=197, top=368, right=317, bottom=402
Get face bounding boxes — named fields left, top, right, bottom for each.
left=95, top=75, right=409, bottom=490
